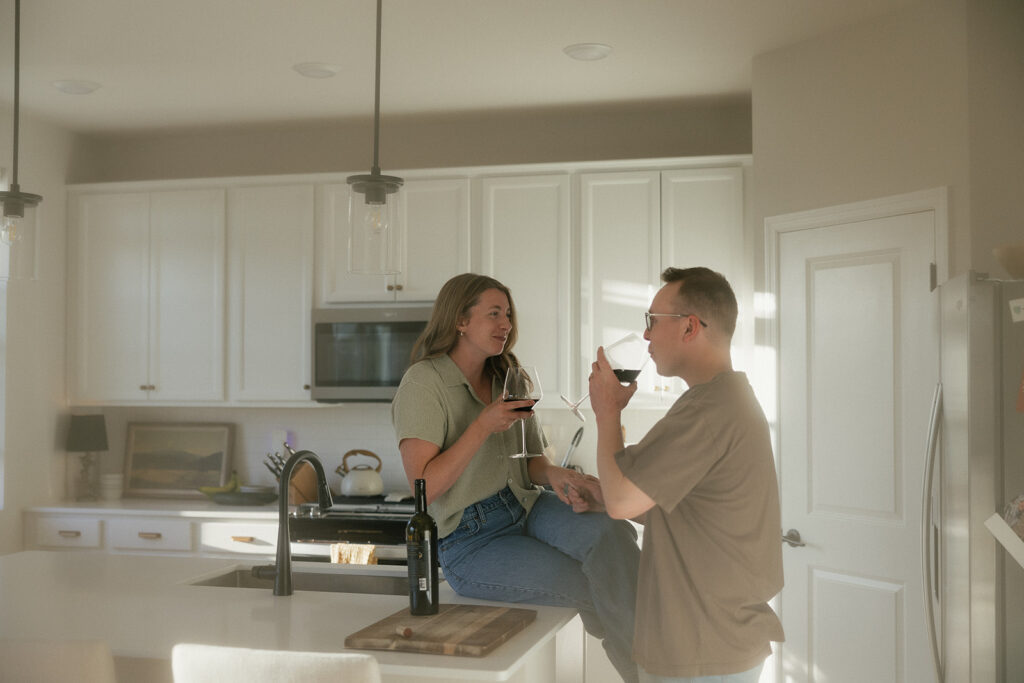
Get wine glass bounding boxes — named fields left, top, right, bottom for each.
left=503, top=365, right=543, bottom=458
left=560, top=332, right=650, bottom=421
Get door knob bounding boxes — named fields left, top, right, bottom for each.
left=781, top=529, right=806, bottom=547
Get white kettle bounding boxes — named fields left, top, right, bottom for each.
left=335, top=449, right=384, bottom=497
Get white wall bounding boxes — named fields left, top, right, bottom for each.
left=0, top=110, right=76, bottom=554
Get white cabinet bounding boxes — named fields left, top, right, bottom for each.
left=227, top=184, right=315, bottom=402
left=68, top=189, right=226, bottom=404
left=317, top=177, right=471, bottom=304
left=198, top=520, right=278, bottom=556
left=480, top=174, right=572, bottom=398
left=579, top=166, right=745, bottom=405
left=32, top=516, right=102, bottom=549
left=24, top=508, right=279, bottom=559
left=107, top=517, right=193, bottom=553
left=579, top=171, right=663, bottom=406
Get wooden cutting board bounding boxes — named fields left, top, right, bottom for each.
left=344, top=604, right=537, bottom=657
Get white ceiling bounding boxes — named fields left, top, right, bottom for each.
left=0, top=0, right=915, bottom=136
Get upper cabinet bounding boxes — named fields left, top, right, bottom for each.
left=317, top=177, right=471, bottom=304
left=65, top=159, right=746, bottom=408
left=579, top=166, right=745, bottom=405
left=68, top=189, right=226, bottom=404
left=227, top=184, right=314, bottom=403
left=480, top=174, right=572, bottom=399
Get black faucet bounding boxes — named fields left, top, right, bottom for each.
left=272, top=448, right=333, bottom=596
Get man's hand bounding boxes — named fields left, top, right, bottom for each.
left=588, top=346, right=638, bottom=419
left=565, top=474, right=606, bottom=513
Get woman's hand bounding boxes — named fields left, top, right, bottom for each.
left=541, top=465, right=605, bottom=513
left=477, top=396, right=534, bottom=435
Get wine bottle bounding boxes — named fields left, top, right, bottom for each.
left=406, top=478, right=439, bottom=615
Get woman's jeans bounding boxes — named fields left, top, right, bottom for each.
left=439, top=488, right=641, bottom=683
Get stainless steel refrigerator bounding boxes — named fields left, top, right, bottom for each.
left=926, top=271, right=1024, bottom=682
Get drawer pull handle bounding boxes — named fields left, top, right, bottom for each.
left=58, top=530, right=82, bottom=538
left=231, top=536, right=255, bottom=543
left=138, top=532, right=163, bottom=540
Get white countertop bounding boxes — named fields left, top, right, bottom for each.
left=0, top=551, right=575, bottom=681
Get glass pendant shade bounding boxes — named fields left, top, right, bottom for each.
left=2, top=0, right=43, bottom=279
left=345, top=0, right=404, bottom=276
left=347, top=172, right=403, bottom=275
left=0, top=185, right=40, bottom=280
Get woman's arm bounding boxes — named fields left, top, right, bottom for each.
left=399, top=396, right=531, bottom=504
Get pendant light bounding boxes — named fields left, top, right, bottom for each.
left=0, top=0, right=43, bottom=251
left=346, top=0, right=403, bottom=275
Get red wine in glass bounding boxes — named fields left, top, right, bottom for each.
left=503, top=398, right=538, bottom=412
left=612, top=369, right=641, bottom=383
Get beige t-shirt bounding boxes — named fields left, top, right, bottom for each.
left=616, top=371, right=784, bottom=677
left=391, top=355, right=543, bottom=538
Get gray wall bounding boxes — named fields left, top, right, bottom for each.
left=69, top=98, right=752, bottom=183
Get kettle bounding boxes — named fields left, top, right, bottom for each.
left=335, top=449, right=384, bottom=497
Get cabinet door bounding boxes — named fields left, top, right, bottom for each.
left=228, top=185, right=314, bottom=402
left=69, top=192, right=151, bottom=402
left=579, top=171, right=662, bottom=407
left=397, top=178, right=471, bottom=301
left=317, top=178, right=471, bottom=304
left=480, top=175, right=571, bottom=397
left=317, top=183, right=393, bottom=303
left=149, top=189, right=226, bottom=401
left=659, top=167, right=745, bottom=397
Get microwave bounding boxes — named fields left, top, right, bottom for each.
left=311, top=305, right=432, bottom=403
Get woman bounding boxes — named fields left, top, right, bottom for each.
left=392, top=273, right=640, bottom=683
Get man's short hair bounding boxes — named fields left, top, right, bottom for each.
left=661, top=267, right=738, bottom=338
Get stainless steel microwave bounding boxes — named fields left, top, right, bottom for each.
left=311, top=305, right=432, bottom=403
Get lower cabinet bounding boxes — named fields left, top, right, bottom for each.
left=24, top=508, right=278, bottom=559
left=197, top=520, right=278, bottom=556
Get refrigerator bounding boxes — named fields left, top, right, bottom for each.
left=928, top=271, right=1024, bottom=682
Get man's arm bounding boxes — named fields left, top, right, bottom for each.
left=589, top=347, right=657, bottom=520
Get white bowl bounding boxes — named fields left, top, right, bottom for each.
left=993, top=242, right=1024, bottom=279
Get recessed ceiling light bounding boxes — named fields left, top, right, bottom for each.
left=292, top=62, right=341, bottom=79
left=563, top=43, right=613, bottom=61
left=51, top=79, right=101, bottom=95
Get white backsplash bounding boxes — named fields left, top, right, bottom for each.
left=94, top=403, right=668, bottom=499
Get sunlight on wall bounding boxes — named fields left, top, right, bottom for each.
left=599, top=278, right=657, bottom=311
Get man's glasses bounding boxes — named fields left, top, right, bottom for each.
left=644, top=311, right=708, bottom=333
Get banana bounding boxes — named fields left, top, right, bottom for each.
left=199, top=471, right=239, bottom=496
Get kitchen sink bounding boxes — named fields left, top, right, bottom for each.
left=190, top=568, right=411, bottom=595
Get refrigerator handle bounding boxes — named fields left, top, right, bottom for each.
left=922, top=381, right=944, bottom=683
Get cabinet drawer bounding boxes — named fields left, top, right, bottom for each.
left=198, top=521, right=278, bottom=556
left=34, top=516, right=102, bottom=548
left=107, top=518, right=193, bottom=552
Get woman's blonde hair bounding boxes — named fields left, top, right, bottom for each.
left=411, top=273, right=520, bottom=380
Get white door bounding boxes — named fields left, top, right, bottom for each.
left=768, top=190, right=945, bottom=683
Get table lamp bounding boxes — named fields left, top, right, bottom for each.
left=66, top=414, right=108, bottom=501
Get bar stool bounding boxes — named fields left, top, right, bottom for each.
left=171, top=643, right=381, bottom=683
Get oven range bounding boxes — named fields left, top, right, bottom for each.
left=289, top=495, right=413, bottom=565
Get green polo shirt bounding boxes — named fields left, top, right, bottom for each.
left=391, top=355, right=545, bottom=537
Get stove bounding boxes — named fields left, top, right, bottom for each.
left=289, top=495, right=413, bottom=564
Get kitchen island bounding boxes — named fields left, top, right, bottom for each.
left=0, top=551, right=576, bottom=682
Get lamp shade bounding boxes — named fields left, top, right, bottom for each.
left=66, top=415, right=108, bottom=452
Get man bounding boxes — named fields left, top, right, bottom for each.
left=588, top=266, right=784, bottom=683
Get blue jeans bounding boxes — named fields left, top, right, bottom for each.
left=439, top=487, right=641, bottom=683
left=639, top=663, right=763, bottom=683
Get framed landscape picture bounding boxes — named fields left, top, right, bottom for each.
left=123, top=422, right=233, bottom=498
